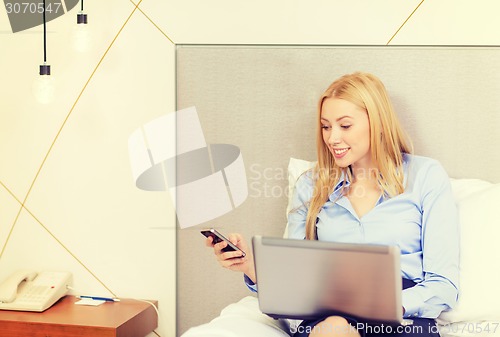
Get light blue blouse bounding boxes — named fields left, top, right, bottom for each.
left=286, top=153, right=459, bottom=319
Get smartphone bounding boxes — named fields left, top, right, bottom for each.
left=201, top=228, right=246, bottom=257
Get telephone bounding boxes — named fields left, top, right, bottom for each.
left=0, top=270, right=72, bottom=312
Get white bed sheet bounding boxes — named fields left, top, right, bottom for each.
left=181, top=296, right=291, bottom=337
left=182, top=296, right=500, bottom=337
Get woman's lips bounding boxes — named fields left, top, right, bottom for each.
left=333, top=147, right=349, bottom=159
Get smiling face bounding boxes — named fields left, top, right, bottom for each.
left=321, top=97, right=373, bottom=172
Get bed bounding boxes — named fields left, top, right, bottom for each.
left=176, top=45, right=500, bottom=336
left=182, top=157, right=500, bottom=337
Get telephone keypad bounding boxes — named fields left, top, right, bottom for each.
left=17, top=285, right=52, bottom=304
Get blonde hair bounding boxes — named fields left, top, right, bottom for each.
left=305, top=72, right=412, bottom=240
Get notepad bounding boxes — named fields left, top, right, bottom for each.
left=75, top=298, right=105, bottom=306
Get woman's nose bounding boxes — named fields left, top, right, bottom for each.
left=328, top=129, right=341, bottom=145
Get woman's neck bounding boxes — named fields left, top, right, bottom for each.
left=350, top=164, right=378, bottom=184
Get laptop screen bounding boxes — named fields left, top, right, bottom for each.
left=252, top=236, right=403, bottom=323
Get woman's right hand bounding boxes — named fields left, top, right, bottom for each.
left=205, top=233, right=256, bottom=283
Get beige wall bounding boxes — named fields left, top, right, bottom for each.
left=1, top=1, right=500, bottom=337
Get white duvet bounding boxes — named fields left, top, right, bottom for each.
left=182, top=296, right=290, bottom=337
left=182, top=296, right=500, bottom=337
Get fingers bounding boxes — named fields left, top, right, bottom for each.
left=204, top=232, right=249, bottom=272
left=226, top=233, right=240, bottom=246
left=205, top=236, right=214, bottom=247
left=211, top=240, right=228, bottom=255
left=219, top=253, right=247, bottom=270
left=226, top=233, right=249, bottom=253
left=219, top=248, right=245, bottom=261
left=212, top=239, right=246, bottom=269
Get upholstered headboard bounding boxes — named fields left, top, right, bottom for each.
left=175, top=45, right=500, bottom=335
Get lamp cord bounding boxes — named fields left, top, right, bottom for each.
left=81, top=0, right=84, bottom=11
left=43, top=0, right=47, bottom=63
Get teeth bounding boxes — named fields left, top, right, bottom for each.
left=334, top=148, right=348, bottom=155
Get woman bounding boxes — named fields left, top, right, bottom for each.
left=206, top=72, right=459, bottom=336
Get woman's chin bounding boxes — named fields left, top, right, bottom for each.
left=334, top=160, right=350, bottom=168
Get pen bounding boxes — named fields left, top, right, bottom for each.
left=78, top=295, right=120, bottom=302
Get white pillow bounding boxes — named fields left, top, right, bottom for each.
left=438, top=179, right=500, bottom=324
left=286, top=158, right=500, bottom=324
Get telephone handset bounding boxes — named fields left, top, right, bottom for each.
left=0, top=270, right=72, bottom=312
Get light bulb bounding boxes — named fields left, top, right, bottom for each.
left=72, top=12, right=91, bottom=52
left=32, top=64, right=56, bottom=104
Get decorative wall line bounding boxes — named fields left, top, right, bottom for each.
left=387, top=0, right=426, bottom=45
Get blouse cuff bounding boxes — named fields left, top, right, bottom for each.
left=244, top=274, right=258, bottom=293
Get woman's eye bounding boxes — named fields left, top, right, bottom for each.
left=321, top=125, right=331, bottom=131
left=341, top=125, right=351, bottom=129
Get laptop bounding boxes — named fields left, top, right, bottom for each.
left=252, top=236, right=413, bottom=326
